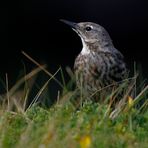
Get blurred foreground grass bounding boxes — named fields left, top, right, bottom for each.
left=0, top=52, right=148, bottom=148
left=1, top=97, right=148, bottom=148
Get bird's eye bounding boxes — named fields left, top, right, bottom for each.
left=85, top=26, right=92, bottom=31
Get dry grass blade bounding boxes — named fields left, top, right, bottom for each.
left=6, top=73, right=10, bottom=110
left=89, top=76, right=136, bottom=99
left=109, top=79, right=136, bottom=119
left=66, top=67, right=75, bottom=79
left=9, top=66, right=46, bottom=97
left=23, top=89, right=30, bottom=111
left=22, top=51, right=63, bottom=88
left=133, top=85, right=148, bottom=104
left=27, top=67, right=61, bottom=110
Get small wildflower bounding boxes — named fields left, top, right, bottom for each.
left=79, top=135, right=91, bottom=148
left=128, top=96, right=134, bottom=107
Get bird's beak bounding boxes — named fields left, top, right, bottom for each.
left=60, top=19, right=77, bottom=29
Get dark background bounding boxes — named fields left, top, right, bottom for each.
left=0, top=0, right=148, bottom=93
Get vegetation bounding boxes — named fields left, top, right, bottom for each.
left=0, top=52, right=148, bottom=148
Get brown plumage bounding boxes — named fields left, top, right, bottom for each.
left=61, top=20, right=127, bottom=97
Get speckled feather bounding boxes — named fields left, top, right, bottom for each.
left=61, top=20, right=127, bottom=95
left=74, top=46, right=127, bottom=93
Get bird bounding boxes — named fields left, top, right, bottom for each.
left=61, top=19, right=128, bottom=98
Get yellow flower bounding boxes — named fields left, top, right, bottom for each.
left=79, top=135, right=91, bottom=148
left=128, top=96, right=134, bottom=107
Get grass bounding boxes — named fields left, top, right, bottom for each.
left=0, top=52, right=148, bottom=148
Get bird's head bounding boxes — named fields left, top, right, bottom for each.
left=60, top=19, right=113, bottom=47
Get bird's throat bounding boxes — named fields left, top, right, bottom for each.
left=80, top=37, right=91, bottom=55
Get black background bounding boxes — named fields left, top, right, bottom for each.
left=0, top=0, right=148, bottom=90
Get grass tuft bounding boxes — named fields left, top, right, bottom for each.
left=0, top=53, right=148, bottom=148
